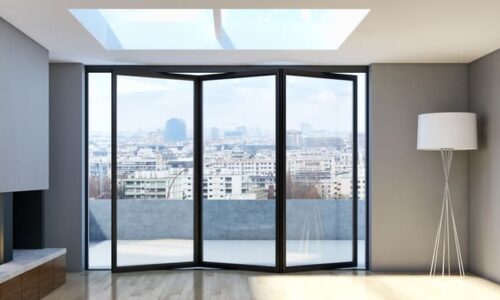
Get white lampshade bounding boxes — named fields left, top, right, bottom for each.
left=417, top=112, right=477, bottom=150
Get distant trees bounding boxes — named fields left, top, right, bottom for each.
left=286, top=173, right=321, bottom=199
left=89, top=172, right=324, bottom=200
left=88, top=176, right=111, bottom=199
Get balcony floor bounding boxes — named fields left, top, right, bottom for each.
left=89, top=239, right=365, bottom=269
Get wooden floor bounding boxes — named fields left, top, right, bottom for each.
left=43, top=270, right=500, bottom=300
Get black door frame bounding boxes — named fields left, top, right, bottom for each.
left=282, top=69, right=358, bottom=272
left=85, top=66, right=369, bottom=273
left=112, top=70, right=199, bottom=272
left=197, top=70, right=280, bottom=272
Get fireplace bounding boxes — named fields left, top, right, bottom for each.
left=0, top=191, right=45, bottom=264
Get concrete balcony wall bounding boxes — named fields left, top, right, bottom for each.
left=89, top=199, right=366, bottom=241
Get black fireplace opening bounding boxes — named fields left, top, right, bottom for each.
left=0, top=190, right=45, bottom=264
left=13, top=190, right=45, bottom=249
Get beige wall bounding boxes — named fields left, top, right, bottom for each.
left=469, top=49, right=500, bottom=283
left=370, top=64, right=469, bottom=271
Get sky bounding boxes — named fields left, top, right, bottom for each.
left=88, top=72, right=366, bottom=135
left=73, top=9, right=369, bottom=50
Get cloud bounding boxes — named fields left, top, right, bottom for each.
left=117, top=76, right=174, bottom=94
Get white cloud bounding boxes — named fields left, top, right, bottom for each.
left=117, top=76, right=173, bottom=94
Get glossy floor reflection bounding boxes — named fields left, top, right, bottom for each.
left=44, top=270, right=500, bottom=300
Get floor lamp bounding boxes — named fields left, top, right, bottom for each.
left=417, top=112, right=477, bottom=277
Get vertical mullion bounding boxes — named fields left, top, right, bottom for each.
left=84, top=71, right=89, bottom=270
left=194, top=78, right=203, bottom=265
left=111, top=70, right=118, bottom=272
left=277, top=70, right=286, bottom=272
left=365, top=70, right=370, bottom=270
left=352, top=77, right=359, bottom=266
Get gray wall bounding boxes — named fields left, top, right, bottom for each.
left=370, top=64, right=469, bottom=271
left=469, top=49, right=500, bottom=283
left=45, top=64, right=85, bottom=272
left=0, top=17, right=48, bottom=193
left=89, top=199, right=366, bottom=241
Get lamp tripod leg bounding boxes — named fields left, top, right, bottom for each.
left=430, top=189, right=446, bottom=276
left=449, top=192, right=466, bottom=276
left=430, top=149, right=465, bottom=277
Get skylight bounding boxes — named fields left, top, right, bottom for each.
left=70, top=9, right=369, bottom=50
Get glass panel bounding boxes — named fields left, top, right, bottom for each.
left=88, top=73, right=112, bottom=269
left=70, top=9, right=369, bottom=50
left=286, top=75, right=354, bottom=266
left=71, top=9, right=220, bottom=50
left=116, top=75, right=194, bottom=266
left=355, top=73, right=367, bottom=269
left=340, top=72, right=367, bottom=269
left=221, top=9, right=369, bottom=49
left=202, top=76, right=276, bottom=266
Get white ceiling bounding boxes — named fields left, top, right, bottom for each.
left=1, top=0, right=500, bottom=65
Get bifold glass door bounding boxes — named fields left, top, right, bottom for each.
left=115, top=72, right=195, bottom=269
left=284, top=71, right=357, bottom=270
left=201, top=73, right=277, bottom=268
left=110, top=69, right=358, bottom=272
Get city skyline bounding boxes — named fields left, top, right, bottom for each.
left=88, top=72, right=367, bottom=202
left=88, top=125, right=366, bottom=201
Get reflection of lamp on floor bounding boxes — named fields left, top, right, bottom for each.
left=417, top=112, right=477, bottom=276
